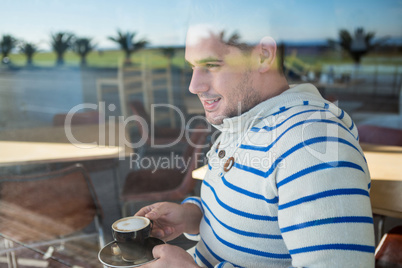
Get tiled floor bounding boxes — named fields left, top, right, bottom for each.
left=0, top=237, right=101, bottom=268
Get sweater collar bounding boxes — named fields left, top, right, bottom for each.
left=211, top=83, right=323, bottom=134
left=211, top=99, right=267, bottom=134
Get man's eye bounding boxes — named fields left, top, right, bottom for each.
left=205, top=64, right=219, bottom=68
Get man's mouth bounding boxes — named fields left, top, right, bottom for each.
left=202, top=97, right=221, bottom=111
left=205, top=99, right=219, bottom=104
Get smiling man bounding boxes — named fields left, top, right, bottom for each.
left=136, top=24, right=375, bottom=268
left=185, top=26, right=288, bottom=125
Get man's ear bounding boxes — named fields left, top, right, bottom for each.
left=258, top=36, right=276, bottom=73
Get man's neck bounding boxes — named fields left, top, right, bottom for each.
left=259, top=73, right=290, bottom=102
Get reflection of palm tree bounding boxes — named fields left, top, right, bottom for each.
left=108, top=30, right=148, bottom=64
left=50, top=32, right=75, bottom=65
left=1, top=35, right=18, bottom=64
left=219, top=31, right=250, bottom=51
left=328, top=28, right=388, bottom=65
left=19, top=42, right=38, bottom=66
left=161, top=47, right=176, bottom=66
left=73, top=38, right=96, bottom=66
left=220, top=31, right=240, bottom=45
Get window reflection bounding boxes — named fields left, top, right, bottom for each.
left=0, top=1, right=401, bottom=264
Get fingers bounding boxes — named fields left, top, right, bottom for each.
left=134, top=202, right=181, bottom=241
left=138, top=245, right=168, bottom=268
left=151, top=244, right=178, bottom=259
left=143, top=202, right=175, bottom=220
left=151, top=244, right=164, bottom=259
left=134, top=202, right=168, bottom=220
left=134, top=203, right=160, bottom=217
left=134, top=203, right=173, bottom=239
left=149, top=244, right=199, bottom=268
left=150, top=220, right=175, bottom=240
left=153, top=226, right=174, bottom=240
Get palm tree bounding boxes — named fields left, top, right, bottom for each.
left=73, top=37, right=96, bottom=66
left=328, top=28, right=388, bottom=65
left=1, top=35, right=18, bottom=64
left=50, top=32, right=75, bottom=65
left=160, top=47, right=176, bottom=67
left=219, top=30, right=250, bottom=51
left=19, top=42, right=38, bottom=66
left=161, top=47, right=176, bottom=59
left=108, top=30, right=148, bottom=64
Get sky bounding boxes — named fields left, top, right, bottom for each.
left=1, top=0, right=401, bottom=50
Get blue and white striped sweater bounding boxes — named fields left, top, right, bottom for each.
left=184, top=84, right=375, bottom=268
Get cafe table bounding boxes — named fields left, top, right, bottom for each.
left=359, top=143, right=402, bottom=182
left=0, top=123, right=133, bottom=220
left=0, top=141, right=124, bottom=166
left=0, top=122, right=133, bottom=167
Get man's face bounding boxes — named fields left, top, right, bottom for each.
left=185, top=31, right=262, bottom=125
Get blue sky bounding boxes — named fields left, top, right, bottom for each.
left=2, top=0, right=401, bottom=50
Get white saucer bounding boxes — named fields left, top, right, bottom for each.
left=98, top=237, right=165, bottom=267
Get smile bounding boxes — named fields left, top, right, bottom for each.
left=201, top=97, right=221, bottom=111
left=206, top=99, right=220, bottom=104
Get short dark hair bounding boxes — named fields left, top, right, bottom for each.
left=219, top=30, right=253, bottom=54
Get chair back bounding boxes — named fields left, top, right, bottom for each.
left=0, top=164, right=103, bottom=243
left=375, top=226, right=402, bottom=267
left=122, top=66, right=173, bottom=121
left=129, top=100, right=153, bottom=149
left=358, top=125, right=402, bottom=146
left=129, top=99, right=151, bottom=128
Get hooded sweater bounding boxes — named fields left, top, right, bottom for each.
left=184, top=83, right=375, bottom=268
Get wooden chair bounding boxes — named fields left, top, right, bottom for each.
left=145, top=66, right=175, bottom=127
left=0, top=164, right=105, bottom=267
left=120, top=124, right=210, bottom=216
left=375, top=225, right=402, bottom=267
left=97, top=65, right=146, bottom=118
left=96, top=62, right=175, bottom=126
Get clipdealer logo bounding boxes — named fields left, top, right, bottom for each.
left=300, top=107, right=341, bottom=165
left=63, top=102, right=211, bottom=159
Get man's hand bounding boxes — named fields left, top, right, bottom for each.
left=135, top=202, right=202, bottom=241
left=141, top=244, right=200, bottom=268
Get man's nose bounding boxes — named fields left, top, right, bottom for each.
left=189, top=68, right=209, bottom=94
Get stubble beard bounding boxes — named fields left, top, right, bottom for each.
left=206, top=71, right=261, bottom=125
